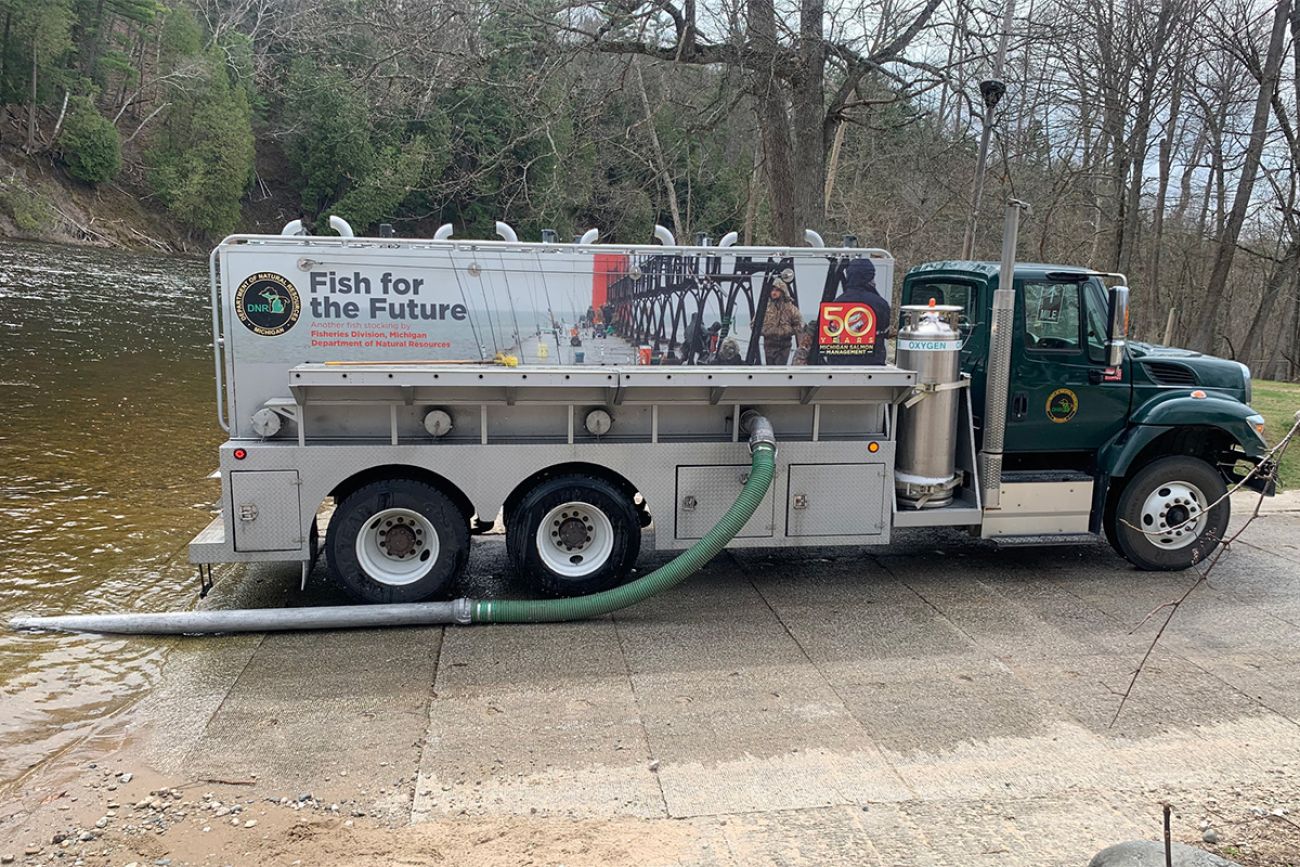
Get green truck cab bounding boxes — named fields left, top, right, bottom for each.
left=902, top=260, right=1273, bottom=570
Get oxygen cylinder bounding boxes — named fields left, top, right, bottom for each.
left=895, top=302, right=964, bottom=509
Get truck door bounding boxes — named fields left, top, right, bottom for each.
left=1003, top=278, right=1131, bottom=456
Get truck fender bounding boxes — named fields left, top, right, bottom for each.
left=1121, top=392, right=1266, bottom=465
left=1089, top=393, right=1266, bottom=533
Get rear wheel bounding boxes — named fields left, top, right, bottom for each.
left=509, top=475, right=640, bottom=596
left=1112, top=456, right=1229, bottom=571
left=326, top=479, right=469, bottom=603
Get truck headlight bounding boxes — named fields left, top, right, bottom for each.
left=1247, top=413, right=1267, bottom=443
left=1238, top=362, right=1253, bottom=404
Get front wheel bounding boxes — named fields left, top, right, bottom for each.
left=1112, top=456, right=1229, bottom=571
left=326, top=479, right=469, bottom=603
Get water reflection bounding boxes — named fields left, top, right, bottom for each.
left=0, top=241, right=220, bottom=786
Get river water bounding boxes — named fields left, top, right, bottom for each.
left=0, top=241, right=220, bottom=787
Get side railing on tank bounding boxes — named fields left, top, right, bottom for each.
left=209, top=245, right=228, bottom=432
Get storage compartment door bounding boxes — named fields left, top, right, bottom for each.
left=230, top=470, right=303, bottom=552
left=675, top=465, right=776, bottom=540
left=787, top=463, right=887, bottom=537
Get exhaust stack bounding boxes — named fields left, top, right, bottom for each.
left=978, top=199, right=1030, bottom=510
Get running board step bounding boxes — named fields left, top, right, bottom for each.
left=991, top=533, right=1097, bottom=548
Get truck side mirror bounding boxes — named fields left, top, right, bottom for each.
left=1106, top=285, right=1129, bottom=367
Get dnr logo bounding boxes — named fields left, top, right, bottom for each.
left=234, top=272, right=301, bottom=336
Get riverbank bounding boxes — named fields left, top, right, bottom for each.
left=0, top=146, right=194, bottom=253
left=0, top=141, right=306, bottom=255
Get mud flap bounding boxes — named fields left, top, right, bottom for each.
left=304, top=515, right=321, bottom=590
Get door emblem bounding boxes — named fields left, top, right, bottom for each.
left=1046, top=388, right=1079, bottom=423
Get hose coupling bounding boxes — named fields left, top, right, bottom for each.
left=740, top=411, right=776, bottom=453
left=453, top=597, right=474, bottom=625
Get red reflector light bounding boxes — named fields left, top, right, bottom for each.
left=233, top=448, right=247, bottom=460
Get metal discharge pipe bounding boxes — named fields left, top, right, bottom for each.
left=11, top=419, right=778, bottom=635
left=979, top=200, right=1028, bottom=510
left=7, top=602, right=471, bottom=635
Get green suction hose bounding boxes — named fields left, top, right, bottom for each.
left=473, top=435, right=777, bottom=624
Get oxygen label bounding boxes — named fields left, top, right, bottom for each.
left=897, top=338, right=960, bottom=351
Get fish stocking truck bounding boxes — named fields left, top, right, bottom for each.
left=185, top=205, right=1276, bottom=615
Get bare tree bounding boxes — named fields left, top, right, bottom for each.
left=1188, top=0, right=1292, bottom=353
left=556, top=0, right=945, bottom=244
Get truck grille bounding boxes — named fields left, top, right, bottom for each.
left=1142, top=361, right=1199, bottom=386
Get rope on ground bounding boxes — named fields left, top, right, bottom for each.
left=1110, top=411, right=1300, bottom=726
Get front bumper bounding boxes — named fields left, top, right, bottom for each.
left=1233, top=459, right=1278, bottom=496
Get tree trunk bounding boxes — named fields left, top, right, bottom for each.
left=25, top=37, right=38, bottom=153
left=0, top=10, right=10, bottom=113
left=748, top=0, right=799, bottom=244
left=790, top=0, right=826, bottom=238
left=1239, top=239, right=1300, bottom=368
left=49, top=89, right=69, bottom=145
left=742, top=135, right=762, bottom=245
left=84, top=0, right=108, bottom=80
left=1188, top=0, right=1292, bottom=353
left=1149, top=55, right=1185, bottom=322
left=1120, top=0, right=1177, bottom=278
left=1172, top=125, right=1204, bottom=226
left=634, top=64, right=684, bottom=240
left=1265, top=269, right=1300, bottom=379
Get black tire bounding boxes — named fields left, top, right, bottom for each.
left=1102, top=492, right=1124, bottom=558
left=1112, top=456, right=1229, bottom=571
left=510, top=474, right=640, bottom=596
left=326, top=479, right=469, bottom=603
left=504, top=504, right=527, bottom=574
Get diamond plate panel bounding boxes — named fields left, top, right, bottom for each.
left=675, top=465, right=775, bottom=540
left=230, top=470, right=302, bottom=552
left=786, top=463, right=886, bottom=537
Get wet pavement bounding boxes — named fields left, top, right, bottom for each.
left=5, top=497, right=1293, bottom=864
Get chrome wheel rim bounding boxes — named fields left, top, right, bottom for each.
left=536, top=501, right=614, bottom=578
left=355, top=507, right=439, bottom=586
left=1139, top=480, right=1208, bottom=550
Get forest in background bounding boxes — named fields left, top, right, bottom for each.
left=1, top=0, right=1299, bottom=377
